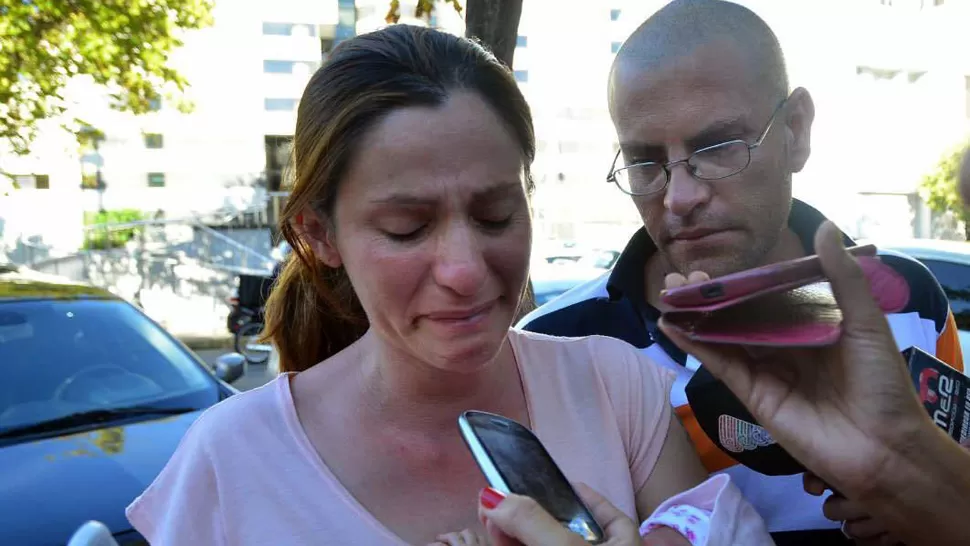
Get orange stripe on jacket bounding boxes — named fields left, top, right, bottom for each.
left=937, top=310, right=964, bottom=373
left=675, top=404, right=737, bottom=473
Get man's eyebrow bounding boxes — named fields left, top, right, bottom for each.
left=369, top=180, right=521, bottom=205
left=618, top=141, right=665, bottom=158
left=685, top=116, right=751, bottom=150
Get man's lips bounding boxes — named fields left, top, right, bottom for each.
left=669, top=228, right=728, bottom=242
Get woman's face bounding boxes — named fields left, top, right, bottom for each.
left=316, top=91, right=532, bottom=371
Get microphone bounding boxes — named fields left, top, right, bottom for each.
left=904, top=346, right=970, bottom=444
left=684, top=346, right=970, bottom=476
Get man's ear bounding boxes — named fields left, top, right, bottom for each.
left=292, top=206, right=342, bottom=268
left=785, top=87, right=815, bottom=174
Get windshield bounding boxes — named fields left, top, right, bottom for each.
left=0, top=298, right=219, bottom=433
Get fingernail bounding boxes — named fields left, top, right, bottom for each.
left=295, top=213, right=304, bottom=224
left=479, top=487, right=506, bottom=509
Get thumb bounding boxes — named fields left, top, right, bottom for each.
left=574, top=483, right=639, bottom=539
left=814, top=221, right=890, bottom=331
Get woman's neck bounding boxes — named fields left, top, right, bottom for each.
left=355, top=330, right=526, bottom=434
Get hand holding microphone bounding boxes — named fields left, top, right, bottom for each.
left=659, top=221, right=970, bottom=545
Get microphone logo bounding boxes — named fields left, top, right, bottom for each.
left=919, top=368, right=941, bottom=404
left=718, top=414, right=776, bottom=453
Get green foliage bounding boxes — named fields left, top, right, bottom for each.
left=82, top=208, right=147, bottom=250
left=0, top=0, right=214, bottom=154
left=919, top=144, right=970, bottom=234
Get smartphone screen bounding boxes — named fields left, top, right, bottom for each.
left=459, top=411, right=605, bottom=543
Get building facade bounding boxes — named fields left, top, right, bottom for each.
left=4, top=0, right=969, bottom=256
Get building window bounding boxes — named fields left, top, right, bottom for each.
left=611, top=41, right=623, bottom=54
left=516, top=35, right=528, bottom=47
left=265, top=135, right=294, bottom=191
left=263, top=22, right=293, bottom=35
left=81, top=172, right=98, bottom=189
left=264, top=60, right=316, bottom=74
left=264, top=60, right=295, bottom=73
left=13, top=174, right=49, bottom=189
left=265, top=98, right=298, bottom=111
left=147, top=173, right=166, bottom=188
left=610, top=8, right=622, bottom=21
left=262, top=22, right=316, bottom=36
left=514, top=70, right=528, bottom=83
left=144, top=133, right=163, bottom=149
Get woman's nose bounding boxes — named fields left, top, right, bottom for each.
left=432, top=226, right=488, bottom=297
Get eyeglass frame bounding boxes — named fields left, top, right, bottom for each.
left=606, top=98, right=789, bottom=197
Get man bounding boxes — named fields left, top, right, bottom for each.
left=518, top=1, right=964, bottom=544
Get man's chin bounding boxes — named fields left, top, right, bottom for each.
left=665, top=248, right=753, bottom=279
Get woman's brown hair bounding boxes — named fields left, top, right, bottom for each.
left=263, top=25, right=535, bottom=373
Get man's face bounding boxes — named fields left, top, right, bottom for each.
left=609, top=40, right=813, bottom=278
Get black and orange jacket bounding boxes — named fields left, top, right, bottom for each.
left=518, top=199, right=963, bottom=546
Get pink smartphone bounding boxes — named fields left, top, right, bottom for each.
left=660, top=244, right=878, bottom=309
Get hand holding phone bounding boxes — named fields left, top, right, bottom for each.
left=658, top=245, right=910, bottom=347
left=458, top=410, right=606, bottom=544
left=660, top=244, right=877, bottom=309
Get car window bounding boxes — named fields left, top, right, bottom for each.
left=918, top=259, right=970, bottom=330
left=0, top=299, right=219, bottom=429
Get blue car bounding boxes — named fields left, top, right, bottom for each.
left=0, top=266, right=244, bottom=545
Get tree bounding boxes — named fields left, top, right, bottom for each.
left=0, top=0, right=214, bottom=155
left=385, top=0, right=523, bottom=67
left=919, top=144, right=970, bottom=240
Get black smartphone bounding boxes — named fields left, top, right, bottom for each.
left=457, top=410, right=606, bottom=544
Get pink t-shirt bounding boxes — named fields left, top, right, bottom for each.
left=127, top=330, right=768, bottom=544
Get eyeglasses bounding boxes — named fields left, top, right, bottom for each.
left=607, top=100, right=788, bottom=197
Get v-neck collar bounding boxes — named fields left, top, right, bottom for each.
left=275, top=334, right=537, bottom=545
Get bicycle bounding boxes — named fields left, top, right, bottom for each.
left=233, top=311, right=271, bottom=365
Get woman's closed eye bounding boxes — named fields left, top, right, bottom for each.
left=382, top=224, right=427, bottom=241
left=476, top=214, right=513, bottom=231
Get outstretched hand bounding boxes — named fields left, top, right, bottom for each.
left=658, top=221, right=930, bottom=500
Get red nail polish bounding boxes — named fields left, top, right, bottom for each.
left=295, top=213, right=304, bottom=224
left=480, top=487, right=506, bottom=509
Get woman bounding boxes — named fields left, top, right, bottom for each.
left=126, top=25, right=763, bottom=545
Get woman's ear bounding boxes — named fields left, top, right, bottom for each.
left=292, top=207, right=342, bottom=268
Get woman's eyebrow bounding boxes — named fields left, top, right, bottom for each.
left=370, top=180, right=521, bottom=206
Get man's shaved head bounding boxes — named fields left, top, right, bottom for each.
left=607, top=0, right=816, bottom=279
left=611, top=0, right=788, bottom=109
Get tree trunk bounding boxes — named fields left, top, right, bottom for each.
left=464, top=0, right=523, bottom=68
